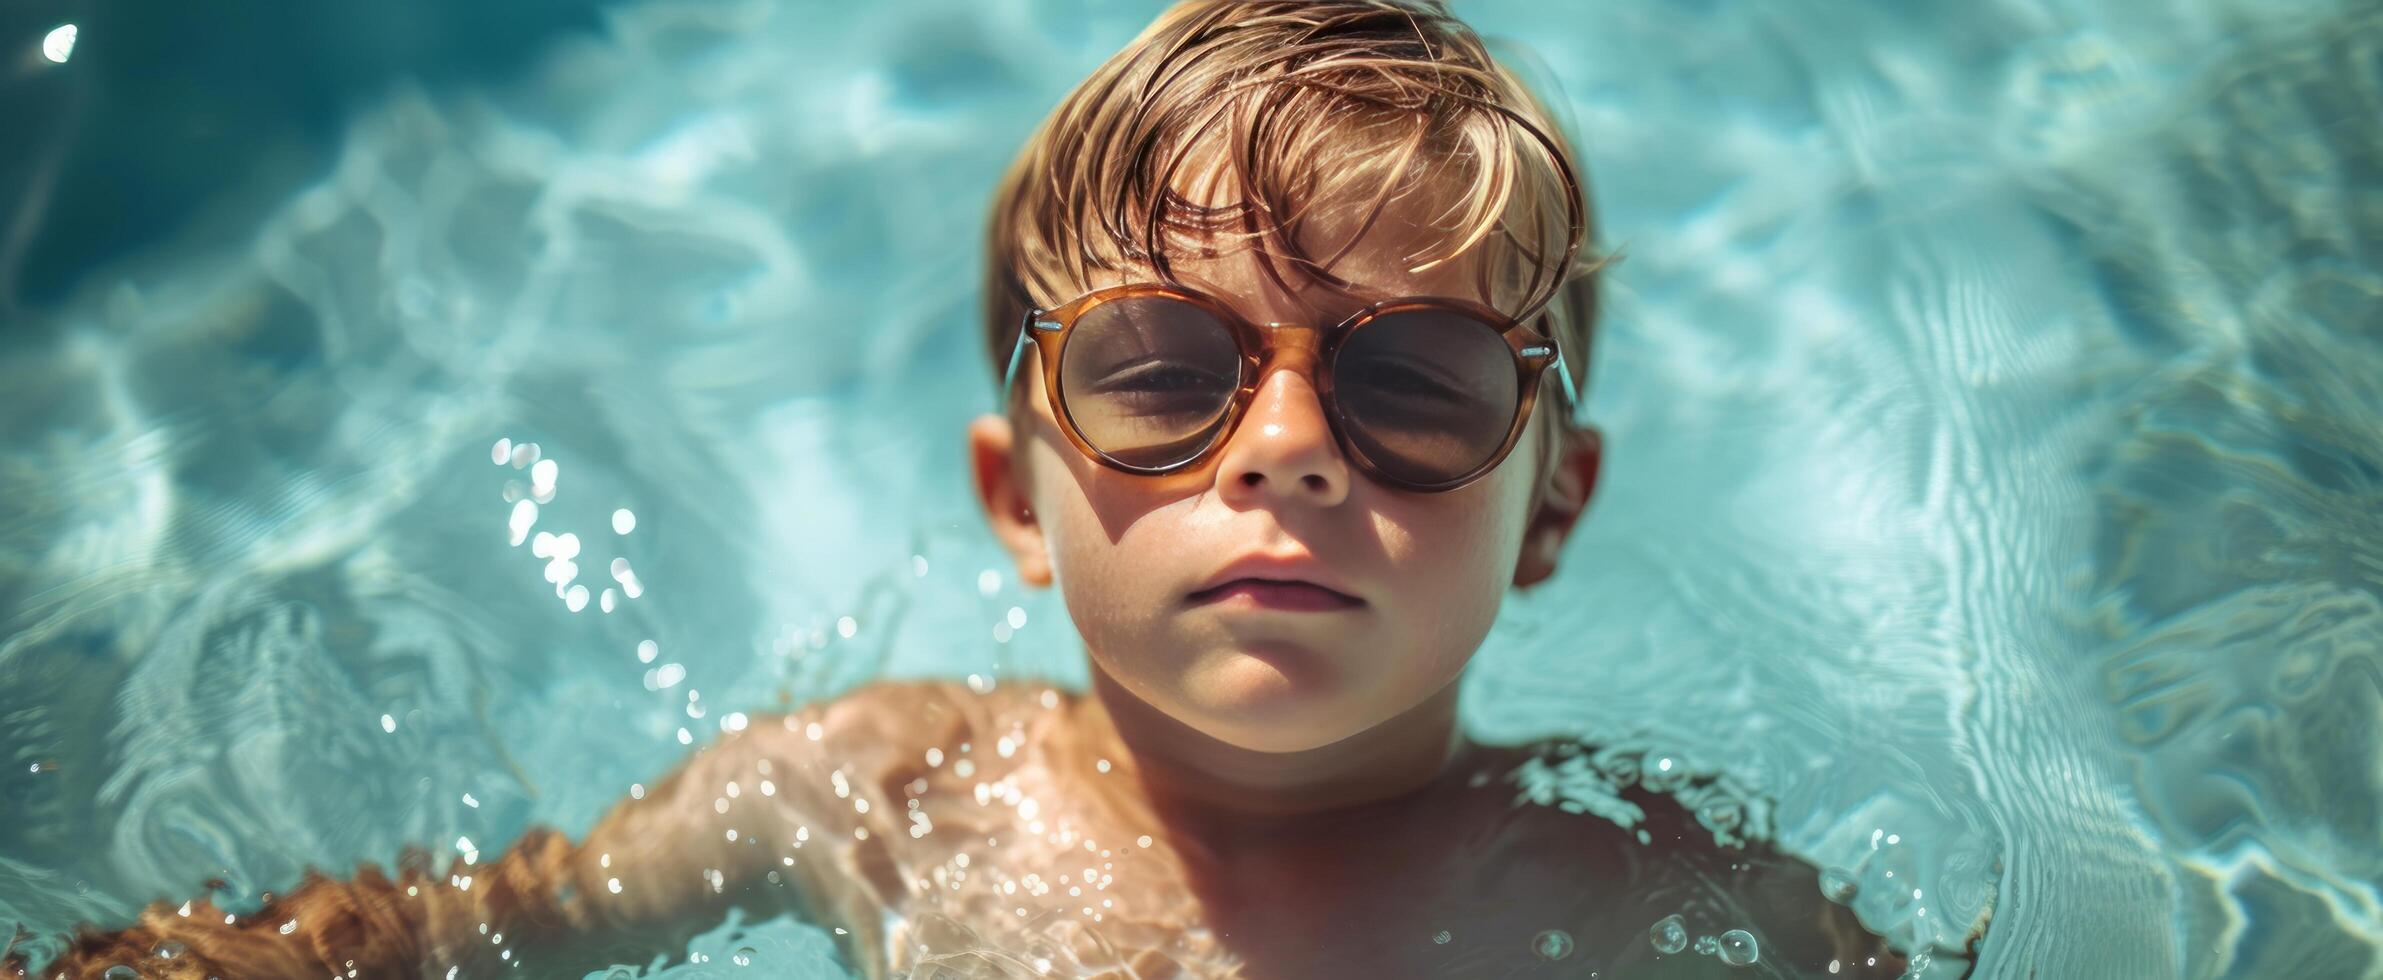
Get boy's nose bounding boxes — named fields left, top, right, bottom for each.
left=1213, top=364, right=1350, bottom=508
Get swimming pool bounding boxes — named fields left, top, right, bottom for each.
left=1, top=0, right=2376, bottom=976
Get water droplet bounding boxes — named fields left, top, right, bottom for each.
left=1532, top=929, right=1574, bottom=961
left=105, top=967, right=139, bottom=980
left=1820, top=867, right=1859, bottom=903
left=491, top=438, right=513, bottom=465
left=1642, top=754, right=1689, bottom=792
left=1648, top=913, right=1688, bottom=954
left=152, top=940, right=187, bottom=959
left=612, top=509, right=637, bottom=535
left=1432, top=930, right=1452, bottom=945
left=1717, top=929, right=1759, bottom=966
left=731, top=946, right=755, bottom=966
left=508, top=500, right=539, bottom=546
left=1693, top=934, right=1719, bottom=956
left=1697, top=799, right=1744, bottom=832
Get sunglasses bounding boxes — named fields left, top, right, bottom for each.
left=1000, top=282, right=1585, bottom=493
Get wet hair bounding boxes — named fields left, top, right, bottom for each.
left=982, top=0, right=1605, bottom=429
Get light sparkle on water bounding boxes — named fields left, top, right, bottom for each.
left=42, top=24, right=77, bottom=64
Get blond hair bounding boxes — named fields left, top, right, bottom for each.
left=983, top=0, right=1603, bottom=428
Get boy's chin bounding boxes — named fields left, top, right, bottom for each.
left=1168, top=650, right=1380, bottom=753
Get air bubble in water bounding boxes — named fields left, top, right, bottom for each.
left=105, top=967, right=139, bottom=980
left=613, top=508, right=636, bottom=534
left=1697, top=800, right=1743, bottom=832
left=1532, top=929, right=1574, bottom=961
left=1820, top=867, right=1859, bottom=903
left=491, top=438, right=512, bottom=465
left=732, top=947, right=755, bottom=966
left=1431, top=930, right=1452, bottom=945
left=1642, top=754, right=1688, bottom=792
left=1648, top=914, right=1687, bottom=954
left=1717, top=929, right=1758, bottom=966
left=1693, top=934, right=1719, bottom=956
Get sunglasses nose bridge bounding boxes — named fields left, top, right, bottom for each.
left=1248, top=322, right=1328, bottom=379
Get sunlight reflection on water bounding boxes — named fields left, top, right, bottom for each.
left=0, top=0, right=2377, bottom=976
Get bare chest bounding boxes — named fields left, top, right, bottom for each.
left=877, top=772, right=1648, bottom=979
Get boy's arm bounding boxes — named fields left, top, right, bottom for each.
left=26, top=680, right=973, bottom=980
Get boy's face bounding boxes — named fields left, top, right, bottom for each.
left=971, top=190, right=1600, bottom=755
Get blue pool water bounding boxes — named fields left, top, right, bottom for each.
left=1, top=0, right=2377, bottom=976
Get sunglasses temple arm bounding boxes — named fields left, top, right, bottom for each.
left=998, top=309, right=1040, bottom=410
left=1550, top=347, right=1588, bottom=427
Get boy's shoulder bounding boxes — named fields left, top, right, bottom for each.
left=1488, top=736, right=1773, bottom=850
left=804, top=674, right=1055, bottom=719
left=766, top=675, right=1058, bottom=761
left=1471, top=735, right=1981, bottom=978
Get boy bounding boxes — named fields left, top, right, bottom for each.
left=29, top=1, right=1962, bottom=976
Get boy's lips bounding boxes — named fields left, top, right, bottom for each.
left=1189, top=579, right=1364, bottom=611
left=1187, top=552, right=1364, bottom=610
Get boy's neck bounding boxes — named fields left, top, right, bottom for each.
left=1076, top=665, right=1469, bottom=826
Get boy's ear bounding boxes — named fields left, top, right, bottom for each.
left=969, top=413, right=1054, bottom=588
left=1512, top=423, right=1602, bottom=590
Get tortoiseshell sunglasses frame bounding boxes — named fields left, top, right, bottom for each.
left=1000, top=282, right=1585, bottom=493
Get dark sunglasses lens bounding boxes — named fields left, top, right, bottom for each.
left=1333, top=309, right=1520, bottom=487
left=1058, top=295, right=1242, bottom=469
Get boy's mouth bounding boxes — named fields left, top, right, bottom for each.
left=1187, top=552, right=1364, bottom=611
left=1187, top=578, right=1364, bottom=611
